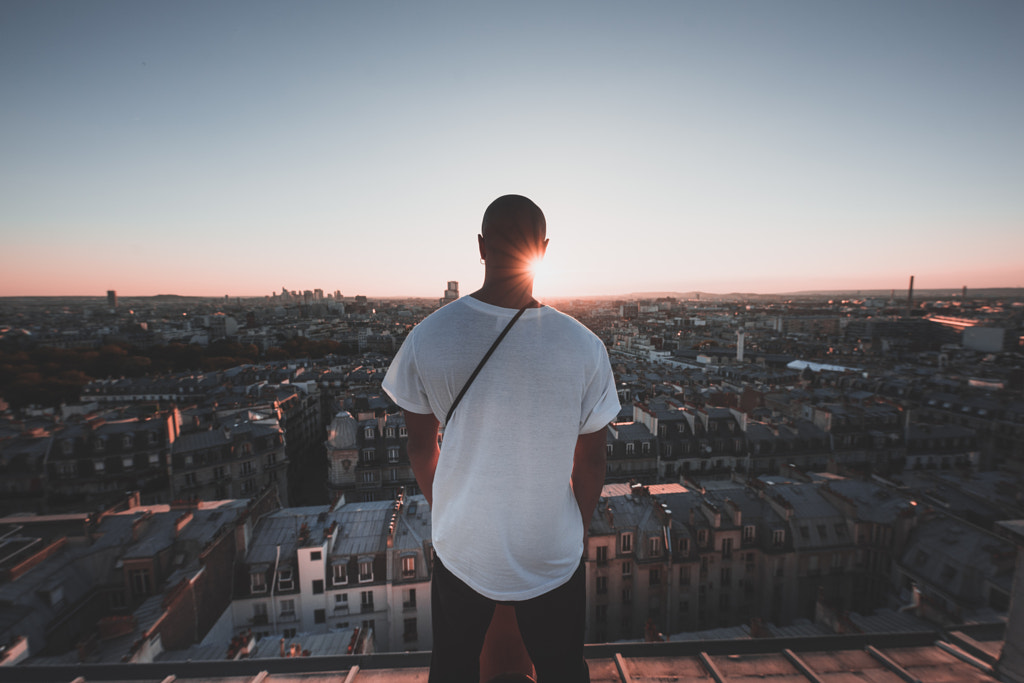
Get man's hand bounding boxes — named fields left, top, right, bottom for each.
left=403, top=410, right=440, bottom=506
left=571, top=427, right=608, bottom=537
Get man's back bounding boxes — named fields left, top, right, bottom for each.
left=383, top=295, right=619, bottom=601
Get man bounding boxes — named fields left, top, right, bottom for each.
left=382, top=195, right=619, bottom=683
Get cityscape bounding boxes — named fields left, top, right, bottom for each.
left=1, top=280, right=1023, bottom=682
left=2, top=0, right=1023, bottom=681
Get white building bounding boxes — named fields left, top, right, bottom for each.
left=232, top=492, right=432, bottom=652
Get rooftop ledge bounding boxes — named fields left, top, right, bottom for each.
left=1, top=630, right=1006, bottom=683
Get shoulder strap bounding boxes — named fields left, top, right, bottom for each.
left=445, top=303, right=531, bottom=426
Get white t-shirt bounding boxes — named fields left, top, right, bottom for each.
left=382, top=296, right=620, bottom=601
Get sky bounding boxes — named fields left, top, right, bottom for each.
left=1, top=1, right=1022, bottom=299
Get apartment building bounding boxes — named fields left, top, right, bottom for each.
left=171, top=416, right=288, bottom=506
left=325, top=410, right=415, bottom=503
left=584, top=475, right=925, bottom=643
left=233, top=491, right=432, bottom=652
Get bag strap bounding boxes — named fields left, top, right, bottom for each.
left=445, top=303, right=531, bottom=426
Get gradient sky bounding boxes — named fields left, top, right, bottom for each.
left=1, top=1, right=1022, bottom=299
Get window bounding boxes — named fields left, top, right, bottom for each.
left=361, top=449, right=375, bottom=464
left=95, top=459, right=106, bottom=472
left=596, top=546, right=608, bottom=564
left=122, top=434, right=133, bottom=448
left=596, top=576, right=608, bottom=594
left=721, top=537, right=733, bottom=559
left=62, top=440, right=73, bottom=455
left=697, top=529, right=707, bottom=546
left=364, top=426, right=375, bottom=439
left=94, top=438, right=105, bottom=452
left=335, top=593, right=349, bottom=610
left=679, top=538, right=690, bottom=554
left=310, top=550, right=322, bottom=561
left=278, top=568, right=294, bottom=591
left=743, top=525, right=756, bottom=543
left=404, top=588, right=417, bottom=610
left=314, top=609, right=326, bottom=624
left=622, top=562, right=632, bottom=578
left=399, top=426, right=408, bottom=438
left=679, top=567, right=690, bottom=586
left=404, top=617, right=418, bottom=642
left=388, top=448, right=400, bottom=463
left=626, top=442, right=635, bottom=455
left=122, top=456, right=134, bottom=469
left=359, top=560, right=373, bottom=583
left=149, top=453, right=160, bottom=465
left=649, top=568, right=661, bottom=586
left=649, top=536, right=661, bottom=556
left=361, top=471, right=377, bottom=484
left=401, top=555, right=416, bottom=579
left=642, top=441, right=650, bottom=454
left=252, top=602, right=268, bottom=624
left=241, top=460, right=255, bottom=476
left=386, top=427, right=395, bottom=438
left=621, top=532, right=633, bottom=554
left=622, top=587, right=632, bottom=603
left=313, top=580, right=324, bottom=594
left=606, top=443, right=613, bottom=456
left=251, top=571, right=267, bottom=594
left=361, top=590, right=374, bottom=613
left=720, top=567, right=731, bottom=586
left=130, top=568, right=151, bottom=596
left=773, top=529, right=785, bottom=547
left=799, top=526, right=810, bottom=540
left=280, top=598, right=295, bottom=616
left=333, top=564, right=348, bottom=585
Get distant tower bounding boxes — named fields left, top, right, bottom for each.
left=107, top=290, right=117, bottom=309
left=962, top=285, right=968, bottom=299
left=736, top=328, right=745, bottom=362
left=440, top=281, right=459, bottom=307
left=907, top=275, right=914, bottom=316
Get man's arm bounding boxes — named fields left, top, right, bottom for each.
left=403, top=410, right=440, bottom=507
left=571, top=426, right=608, bottom=536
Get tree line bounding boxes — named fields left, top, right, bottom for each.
left=0, top=336, right=358, bottom=411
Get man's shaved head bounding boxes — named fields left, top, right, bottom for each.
left=481, top=195, right=546, bottom=249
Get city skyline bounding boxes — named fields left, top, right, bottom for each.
left=2, top=1, right=1022, bottom=299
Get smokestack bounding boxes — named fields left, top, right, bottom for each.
left=907, top=276, right=914, bottom=316
left=962, top=285, right=967, bottom=300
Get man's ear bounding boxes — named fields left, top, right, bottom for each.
left=478, top=234, right=487, bottom=261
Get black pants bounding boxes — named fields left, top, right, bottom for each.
left=429, top=555, right=590, bottom=683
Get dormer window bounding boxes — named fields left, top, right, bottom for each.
left=773, top=529, right=785, bottom=547
left=251, top=571, right=267, bottom=594
left=697, top=529, right=708, bottom=546
left=641, top=441, right=650, bottom=454
left=122, top=434, right=133, bottom=448
left=386, top=427, right=395, bottom=438
left=606, top=444, right=613, bottom=456
left=388, top=448, right=400, bottom=464
left=649, top=536, right=661, bottom=556
left=359, top=560, right=373, bottom=583
left=94, top=438, right=105, bottom=453
left=277, top=568, right=294, bottom=591
left=626, top=443, right=634, bottom=455
left=333, top=563, right=348, bottom=585
left=399, top=426, right=408, bottom=438
left=364, top=426, right=375, bottom=439
left=743, top=525, right=756, bottom=543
